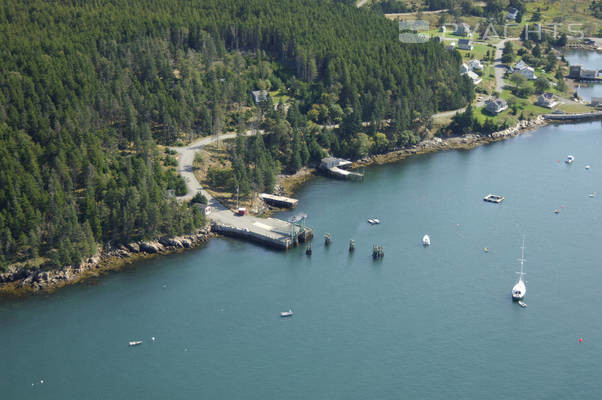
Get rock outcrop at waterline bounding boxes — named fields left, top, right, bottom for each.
left=0, top=227, right=213, bottom=294
left=355, top=117, right=546, bottom=166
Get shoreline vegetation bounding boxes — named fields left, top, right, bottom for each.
left=0, top=228, right=213, bottom=297
left=1, top=114, right=597, bottom=297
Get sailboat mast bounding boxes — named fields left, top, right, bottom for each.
left=518, top=237, right=526, bottom=278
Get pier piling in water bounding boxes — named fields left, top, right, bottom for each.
left=372, top=245, right=384, bottom=259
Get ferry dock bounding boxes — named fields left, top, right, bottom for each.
left=173, top=135, right=313, bottom=250
left=211, top=210, right=312, bottom=249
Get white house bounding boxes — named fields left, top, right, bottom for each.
left=507, top=8, right=519, bottom=20
left=468, top=59, right=483, bottom=70
left=518, top=66, right=537, bottom=80
left=320, top=157, right=352, bottom=170
left=457, top=38, right=473, bottom=51
left=485, top=98, right=508, bottom=114
left=536, top=93, right=558, bottom=108
left=465, top=71, right=482, bottom=85
left=514, top=60, right=529, bottom=70
left=251, top=90, right=269, bottom=104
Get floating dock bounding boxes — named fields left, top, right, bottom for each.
left=259, top=193, right=298, bottom=208
left=211, top=210, right=312, bottom=249
left=484, top=194, right=504, bottom=203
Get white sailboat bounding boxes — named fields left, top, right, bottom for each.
left=511, top=237, right=527, bottom=301
left=422, top=234, right=431, bottom=246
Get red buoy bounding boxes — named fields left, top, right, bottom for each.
left=579, top=338, right=583, bottom=343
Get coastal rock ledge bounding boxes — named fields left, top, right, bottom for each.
left=0, top=227, right=213, bottom=295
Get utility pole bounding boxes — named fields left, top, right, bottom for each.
left=236, top=185, right=239, bottom=209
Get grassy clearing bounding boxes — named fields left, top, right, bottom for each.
left=525, top=1, right=601, bottom=37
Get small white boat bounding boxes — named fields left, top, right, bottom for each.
left=368, top=218, right=380, bottom=225
left=589, top=193, right=596, bottom=198
left=566, top=155, right=574, bottom=164
left=511, top=237, right=527, bottom=301
left=129, top=341, right=143, bottom=346
left=422, top=234, right=431, bottom=246
left=518, top=301, right=527, bottom=308
left=280, top=310, right=294, bottom=317
left=585, top=165, right=590, bottom=170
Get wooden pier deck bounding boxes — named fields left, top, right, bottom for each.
left=259, top=193, right=299, bottom=208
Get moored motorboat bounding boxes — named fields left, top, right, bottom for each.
left=422, top=234, right=430, bottom=246
left=566, top=155, right=574, bottom=164
left=368, top=218, right=380, bottom=225
left=280, top=310, right=294, bottom=317
left=518, top=301, right=527, bottom=308
left=129, top=341, right=143, bottom=346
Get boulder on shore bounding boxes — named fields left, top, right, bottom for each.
left=139, top=242, right=163, bottom=254
left=125, top=243, right=140, bottom=253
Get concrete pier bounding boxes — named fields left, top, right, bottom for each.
left=543, top=111, right=602, bottom=121
left=173, top=133, right=312, bottom=250
left=211, top=210, right=313, bottom=249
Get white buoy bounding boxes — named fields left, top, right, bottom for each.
left=151, top=337, right=156, bottom=341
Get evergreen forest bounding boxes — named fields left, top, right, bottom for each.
left=0, top=0, right=473, bottom=269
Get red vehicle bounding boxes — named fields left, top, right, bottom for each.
left=237, top=207, right=246, bottom=216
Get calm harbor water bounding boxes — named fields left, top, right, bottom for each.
left=2, top=121, right=602, bottom=399
left=566, top=50, right=602, bottom=101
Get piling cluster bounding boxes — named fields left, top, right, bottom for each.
left=372, top=245, right=384, bottom=259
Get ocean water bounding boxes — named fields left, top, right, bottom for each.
left=565, top=50, right=602, bottom=102
left=1, top=121, right=602, bottom=399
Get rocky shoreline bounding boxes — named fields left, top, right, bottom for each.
left=354, top=116, right=547, bottom=167
left=0, top=227, right=214, bottom=297
left=0, top=117, right=549, bottom=297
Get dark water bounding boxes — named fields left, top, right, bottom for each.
left=566, top=50, right=602, bottom=101
left=1, top=122, right=602, bottom=399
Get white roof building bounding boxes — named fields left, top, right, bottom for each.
left=465, top=70, right=482, bottom=85
left=518, top=66, right=537, bottom=80
left=468, top=59, right=483, bottom=70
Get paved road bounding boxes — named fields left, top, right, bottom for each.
left=171, top=130, right=262, bottom=208
left=384, top=9, right=448, bottom=18
left=494, top=38, right=518, bottom=93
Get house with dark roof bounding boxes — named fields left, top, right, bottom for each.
left=485, top=98, right=508, bottom=114
left=251, top=90, right=269, bottom=104
left=457, top=38, right=473, bottom=50
left=536, top=93, right=558, bottom=108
